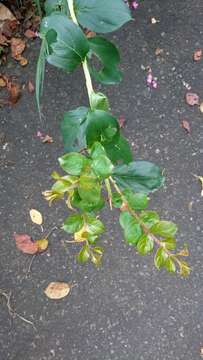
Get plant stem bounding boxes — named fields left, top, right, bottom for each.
left=67, top=0, right=94, bottom=104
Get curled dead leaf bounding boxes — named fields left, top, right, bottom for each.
left=7, top=82, right=21, bottom=105
left=193, top=49, right=202, bottom=62
left=44, top=282, right=72, bottom=300
left=181, top=120, right=191, bottom=134
left=14, top=233, right=38, bottom=254
left=11, top=37, right=25, bottom=59
left=185, top=92, right=199, bottom=106
left=30, top=209, right=43, bottom=225
left=24, top=29, right=37, bottom=39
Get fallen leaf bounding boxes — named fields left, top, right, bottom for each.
left=35, top=239, right=49, bottom=253
left=193, top=49, right=202, bottom=61
left=42, top=135, right=53, bottom=143
left=155, top=47, right=163, bottom=56
left=11, top=37, right=25, bottom=59
left=7, top=82, right=21, bottom=105
left=0, top=76, right=6, bottom=87
left=185, top=92, right=199, bottom=106
left=0, top=4, right=16, bottom=22
left=193, top=175, right=203, bottom=197
left=0, top=32, right=8, bottom=46
left=44, top=282, right=71, bottom=300
left=19, top=57, right=28, bottom=66
left=30, top=209, right=43, bottom=225
left=24, top=29, right=37, bottom=39
left=118, top=115, right=126, bottom=129
left=14, top=233, right=38, bottom=254
left=181, top=120, right=191, bottom=134
left=199, top=102, right=203, bottom=113
left=151, top=17, right=159, bottom=24
left=28, top=80, right=35, bottom=93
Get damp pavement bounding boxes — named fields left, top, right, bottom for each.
left=0, top=0, right=203, bottom=359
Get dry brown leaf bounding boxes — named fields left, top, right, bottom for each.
left=28, top=80, right=35, bottom=93
left=0, top=32, right=8, bottom=46
left=0, top=76, right=6, bottom=87
left=185, top=92, right=199, bottom=106
left=7, top=82, right=21, bottom=105
left=24, top=29, right=37, bottom=39
left=30, top=209, right=43, bottom=225
left=11, top=37, right=26, bottom=60
left=14, top=233, right=39, bottom=254
left=155, top=47, right=163, bottom=56
left=0, top=4, right=16, bottom=22
left=181, top=120, right=191, bottom=134
left=42, top=135, right=53, bottom=143
left=35, top=239, right=49, bottom=253
left=199, top=102, right=203, bottom=113
left=44, top=282, right=71, bottom=300
left=193, top=49, right=202, bottom=62
left=19, top=57, right=28, bottom=66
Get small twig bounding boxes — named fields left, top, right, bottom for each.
left=44, top=225, right=59, bottom=240
left=0, top=290, right=36, bottom=330
left=25, top=254, right=37, bottom=278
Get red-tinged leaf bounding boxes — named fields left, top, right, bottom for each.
left=14, top=233, right=38, bottom=254
left=28, top=80, right=35, bottom=93
left=185, top=92, right=199, bottom=106
left=24, top=29, right=37, bottom=39
left=181, top=120, right=191, bottom=134
left=193, top=49, right=202, bottom=62
left=118, top=115, right=126, bottom=129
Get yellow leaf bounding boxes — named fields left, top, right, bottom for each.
left=36, top=239, right=48, bottom=253
left=30, top=209, right=43, bottom=225
left=44, top=282, right=71, bottom=300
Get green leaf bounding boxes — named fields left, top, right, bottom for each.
left=61, top=107, right=89, bottom=152
left=92, top=155, right=114, bottom=179
left=44, top=0, right=69, bottom=15
left=86, top=214, right=105, bottom=235
left=124, top=190, right=149, bottom=210
left=78, top=175, right=101, bottom=204
left=137, top=235, right=154, bottom=255
left=104, top=135, right=133, bottom=164
left=90, top=92, right=110, bottom=111
left=119, top=211, right=142, bottom=245
left=77, top=245, right=90, bottom=263
left=164, top=257, right=176, bottom=273
left=154, top=247, right=168, bottom=269
left=113, top=161, right=165, bottom=194
left=160, top=238, right=176, bottom=250
left=52, top=175, right=78, bottom=193
left=140, top=211, right=160, bottom=229
left=71, top=189, right=104, bottom=212
left=36, top=38, right=48, bottom=113
left=62, top=213, right=84, bottom=233
left=90, top=142, right=106, bottom=159
left=75, top=0, right=132, bottom=33
left=88, top=36, right=122, bottom=85
left=112, top=192, right=122, bottom=208
left=151, top=221, right=178, bottom=238
left=59, top=153, right=87, bottom=175
left=86, top=110, right=120, bottom=147
left=40, top=14, right=89, bottom=72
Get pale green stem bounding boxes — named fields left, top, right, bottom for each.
left=67, top=0, right=94, bottom=104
